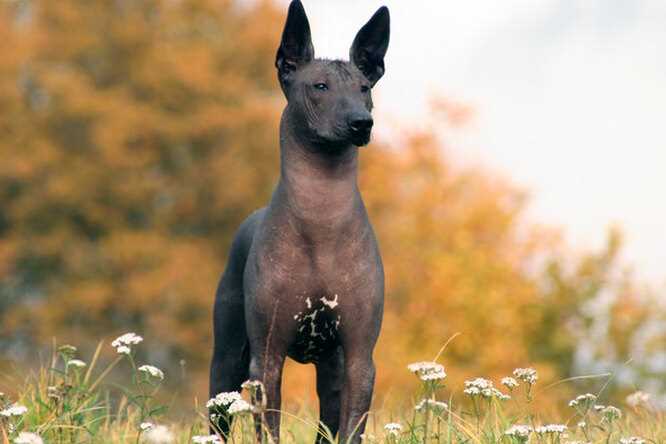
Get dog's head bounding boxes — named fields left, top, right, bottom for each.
left=276, top=0, right=390, bottom=149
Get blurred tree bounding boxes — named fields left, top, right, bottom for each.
left=0, top=0, right=283, bottom=372
left=537, top=229, right=666, bottom=405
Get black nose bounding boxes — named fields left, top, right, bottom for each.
left=349, top=116, right=374, bottom=133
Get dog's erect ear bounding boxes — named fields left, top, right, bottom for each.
left=275, top=0, right=314, bottom=83
left=350, top=6, right=390, bottom=86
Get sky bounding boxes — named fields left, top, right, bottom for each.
left=276, top=0, right=666, bottom=286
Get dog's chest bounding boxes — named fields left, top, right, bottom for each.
left=288, top=294, right=342, bottom=363
left=254, top=216, right=380, bottom=362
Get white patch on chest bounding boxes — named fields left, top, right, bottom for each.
left=293, top=296, right=342, bottom=346
left=320, top=294, right=339, bottom=309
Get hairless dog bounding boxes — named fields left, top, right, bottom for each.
left=210, top=1, right=389, bottom=442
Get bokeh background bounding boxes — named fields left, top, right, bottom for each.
left=1, top=0, right=664, bottom=413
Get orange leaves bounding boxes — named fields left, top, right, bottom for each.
left=356, top=128, right=548, bottom=398
left=0, top=0, right=285, bottom=377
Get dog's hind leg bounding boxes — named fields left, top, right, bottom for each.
left=209, top=209, right=264, bottom=436
left=209, top=288, right=249, bottom=436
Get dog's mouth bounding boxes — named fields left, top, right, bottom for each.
left=310, top=127, right=371, bottom=149
left=350, top=129, right=371, bottom=147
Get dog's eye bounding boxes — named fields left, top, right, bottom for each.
left=360, top=85, right=370, bottom=93
left=313, top=83, right=328, bottom=91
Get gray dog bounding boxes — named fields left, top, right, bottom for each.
left=210, top=1, right=389, bottom=442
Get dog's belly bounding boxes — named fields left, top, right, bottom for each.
left=287, top=295, right=342, bottom=364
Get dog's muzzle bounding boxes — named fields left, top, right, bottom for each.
left=349, top=116, right=373, bottom=146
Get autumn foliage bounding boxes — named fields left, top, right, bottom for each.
left=1, top=0, right=663, bottom=409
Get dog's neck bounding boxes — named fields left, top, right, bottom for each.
left=275, top=112, right=361, bottom=228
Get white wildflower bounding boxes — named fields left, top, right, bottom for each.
left=14, top=432, right=44, bottom=444
left=241, top=380, right=262, bottom=390
left=626, top=391, right=651, bottom=408
left=568, top=393, right=597, bottom=408
left=489, top=388, right=511, bottom=401
left=407, top=361, right=446, bottom=381
left=57, top=345, right=77, bottom=354
left=227, top=399, right=252, bottom=415
left=384, top=422, right=402, bottom=437
left=504, top=424, right=532, bottom=440
left=206, top=391, right=243, bottom=409
left=463, top=378, right=510, bottom=400
left=192, top=435, right=222, bottom=444
left=0, top=404, right=28, bottom=417
left=140, top=422, right=155, bottom=431
left=619, top=437, right=645, bottom=444
left=501, top=377, right=519, bottom=389
left=112, top=332, right=143, bottom=354
left=593, top=404, right=605, bottom=412
left=483, top=387, right=511, bottom=400
left=138, top=365, right=165, bottom=380
left=46, top=385, right=61, bottom=401
left=535, top=424, right=568, bottom=435
left=599, top=405, right=621, bottom=420
left=464, top=377, right=492, bottom=390
left=463, top=386, right=480, bottom=395
left=577, top=421, right=586, bottom=428
left=513, top=367, right=538, bottom=384
left=143, top=424, right=175, bottom=444
left=112, top=332, right=143, bottom=347
left=414, top=399, right=448, bottom=412
left=67, top=359, right=87, bottom=368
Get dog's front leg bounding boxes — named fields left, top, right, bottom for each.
left=338, top=349, right=376, bottom=444
left=315, top=346, right=344, bottom=443
left=248, top=341, right=286, bottom=442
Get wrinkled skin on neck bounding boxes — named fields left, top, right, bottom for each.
left=277, top=111, right=362, bottom=238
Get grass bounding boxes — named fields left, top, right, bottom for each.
left=0, top=335, right=663, bottom=444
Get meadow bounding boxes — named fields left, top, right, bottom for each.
left=1, top=1, right=665, bottom=442
left=1, top=334, right=662, bottom=444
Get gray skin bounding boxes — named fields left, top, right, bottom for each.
left=209, top=1, right=389, bottom=443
